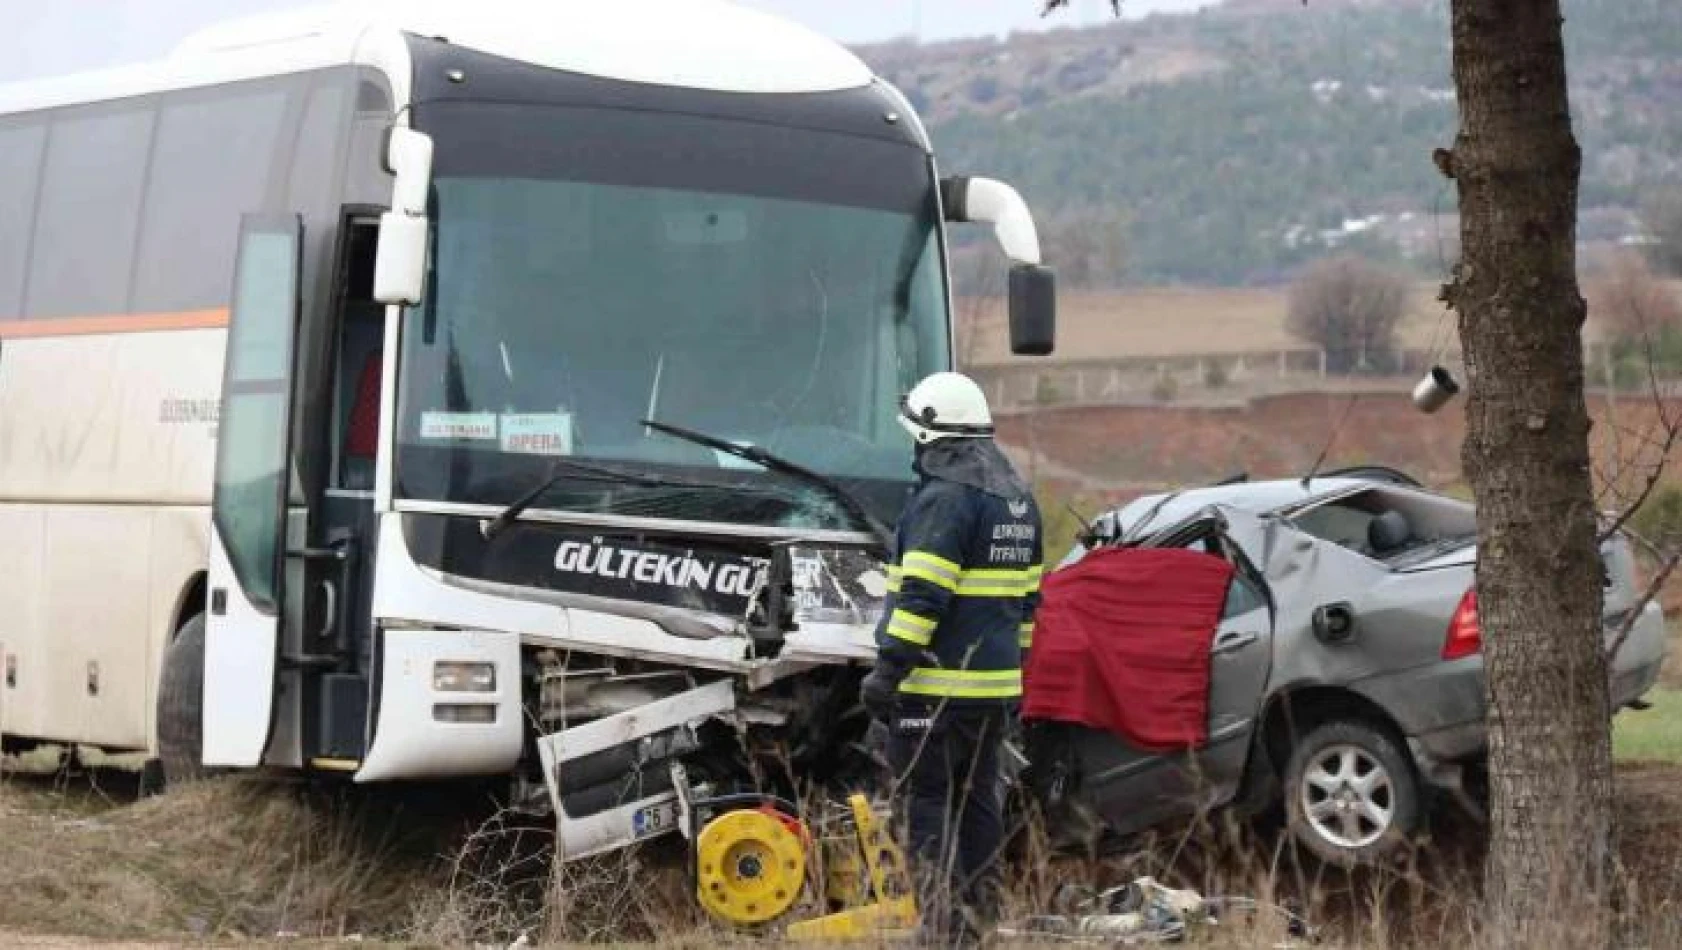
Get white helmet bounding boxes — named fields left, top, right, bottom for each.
left=897, top=371, right=994, bottom=445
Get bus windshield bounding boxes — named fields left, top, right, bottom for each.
left=394, top=102, right=949, bottom=532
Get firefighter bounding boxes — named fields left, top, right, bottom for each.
left=860, top=371, right=1043, bottom=945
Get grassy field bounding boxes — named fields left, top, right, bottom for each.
left=957, top=278, right=1682, bottom=367
left=1615, top=687, right=1682, bottom=763
left=960, top=281, right=1471, bottom=366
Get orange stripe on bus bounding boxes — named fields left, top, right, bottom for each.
left=0, top=309, right=231, bottom=339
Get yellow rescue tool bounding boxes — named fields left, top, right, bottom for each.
left=691, top=793, right=919, bottom=939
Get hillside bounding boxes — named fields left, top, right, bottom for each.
left=853, top=0, right=1682, bottom=285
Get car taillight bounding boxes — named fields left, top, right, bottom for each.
left=1443, top=589, right=1480, bottom=660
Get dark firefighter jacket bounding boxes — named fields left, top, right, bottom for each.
left=873, top=439, right=1044, bottom=706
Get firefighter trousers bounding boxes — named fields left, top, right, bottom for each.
left=885, top=704, right=1010, bottom=941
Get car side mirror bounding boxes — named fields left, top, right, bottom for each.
left=1312, top=602, right=1357, bottom=645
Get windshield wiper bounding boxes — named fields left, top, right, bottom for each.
left=641, top=419, right=894, bottom=555
left=481, top=458, right=770, bottom=540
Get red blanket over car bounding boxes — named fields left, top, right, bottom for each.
left=1024, top=547, right=1235, bottom=752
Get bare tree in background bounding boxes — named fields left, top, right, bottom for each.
left=1585, top=251, right=1682, bottom=346
left=1285, top=254, right=1408, bottom=374
left=1044, top=0, right=1619, bottom=943
left=1041, top=209, right=1129, bottom=290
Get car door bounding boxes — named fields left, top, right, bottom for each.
left=1056, top=512, right=1275, bottom=840
left=1201, top=559, right=1273, bottom=797
left=1143, top=510, right=1275, bottom=795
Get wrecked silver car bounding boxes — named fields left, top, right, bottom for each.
left=1018, top=467, right=1668, bottom=867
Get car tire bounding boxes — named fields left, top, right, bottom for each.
left=1283, top=719, right=1421, bottom=868
left=156, top=613, right=207, bottom=788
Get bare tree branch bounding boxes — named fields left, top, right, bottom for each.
left=1594, top=264, right=1682, bottom=544
left=1585, top=255, right=1682, bottom=666
left=1606, top=535, right=1682, bottom=663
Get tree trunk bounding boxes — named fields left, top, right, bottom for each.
left=1448, top=2, right=1613, bottom=945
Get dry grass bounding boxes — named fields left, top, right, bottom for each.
left=995, top=764, right=1682, bottom=950
left=2, top=757, right=1681, bottom=949
left=0, top=764, right=725, bottom=948
left=0, top=776, right=401, bottom=940
left=0, top=769, right=505, bottom=944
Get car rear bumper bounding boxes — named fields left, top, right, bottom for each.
left=1609, top=600, right=1666, bottom=709
left=1409, top=720, right=1485, bottom=775
left=1361, top=600, right=1667, bottom=788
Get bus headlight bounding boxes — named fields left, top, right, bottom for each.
left=433, top=703, right=497, bottom=724
left=433, top=661, right=496, bottom=693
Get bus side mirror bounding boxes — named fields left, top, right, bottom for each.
left=374, top=213, right=427, bottom=306
left=382, top=126, right=433, bottom=215
left=941, top=175, right=1056, bottom=355
left=1009, top=264, right=1055, bottom=356
left=375, top=126, right=433, bottom=306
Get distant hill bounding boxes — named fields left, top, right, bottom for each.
left=852, top=0, right=1682, bottom=286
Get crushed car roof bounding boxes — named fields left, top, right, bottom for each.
left=1104, top=475, right=1377, bottom=532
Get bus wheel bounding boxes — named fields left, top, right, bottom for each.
left=156, top=614, right=207, bottom=787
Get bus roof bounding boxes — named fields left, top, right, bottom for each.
left=0, top=0, right=876, bottom=117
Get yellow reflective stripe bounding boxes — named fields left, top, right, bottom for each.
left=904, top=550, right=961, bottom=576
left=956, top=569, right=1032, bottom=597
left=899, top=667, right=1023, bottom=699
left=949, top=564, right=1047, bottom=598
left=963, top=568, right=1028, bottom=581
left=895, top=609, right=937, bottom=633
left=904, top=566, right=959, bottom=591
left=900, top=551, right=960, bottom=592
left=1018, top=622, right=1034, bottom=648
left=888, top=562, right=1046, bottom=597
left=885, top=608, right=937, bottom=646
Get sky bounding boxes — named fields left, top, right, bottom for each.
left=0, top=0, right=1217, bottom=83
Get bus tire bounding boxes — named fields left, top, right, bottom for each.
left=156, top=613, right=207, bottom=787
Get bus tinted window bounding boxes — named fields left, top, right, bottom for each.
left=0, top=121, right=46, bottom=318
left=27, top=106, right=154, bottom=318
left=286, top=79, right=350, bottom=213
left=133, top=88, right=289, bottom=313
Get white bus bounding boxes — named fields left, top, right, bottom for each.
left=0, top=0, right=1054, bottom=858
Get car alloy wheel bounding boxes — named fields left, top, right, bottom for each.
left=1298, top=742, right=1394, bottom=849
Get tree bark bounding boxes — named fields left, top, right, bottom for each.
left=1448, top=1, right=1613, bottom=945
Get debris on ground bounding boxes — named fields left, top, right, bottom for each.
left=997, top=876, right=1319, bottom=946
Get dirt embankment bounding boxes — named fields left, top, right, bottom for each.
left=1000, top=390, right=1682, bottom=616
left=998, top=390, right=1682, bottom=500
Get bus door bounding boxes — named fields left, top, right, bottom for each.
left=298, top=209, right=386, bottom=769
left=202, top=213, right=307, bottom=768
